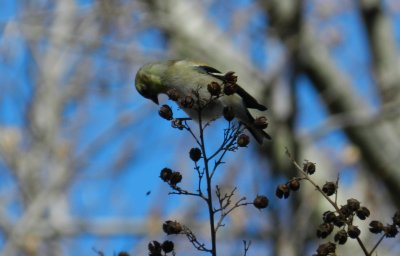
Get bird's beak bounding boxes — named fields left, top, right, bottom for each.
left=151, top=95, right=159, bottom=105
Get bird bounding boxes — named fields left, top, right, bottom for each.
left=135, top=60, right=271, bottom=144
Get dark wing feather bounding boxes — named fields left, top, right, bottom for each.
left=196, top=65, right=223, bottom=75
left=236, top=85, right=267, bottom=111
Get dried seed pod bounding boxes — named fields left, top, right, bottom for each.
left=159, top=105, right=173, bottom=120
left=160, top=168, right=173, bottom=182
left=303, top=161, right=316, bottom=175
left=254, top=116, right=268, bottom=129
left=237, top=134, right=250, bottom=147
left=333, top=216, right=346, bottom=228
left=356, top=206, right=370, bottom=220
left=148, top=241, right=162, bottom=254
left=369, top=220, right=384, bottom=234
left=276, top=184, right=290, bottom=199
left=339, top=205, right=352, bottom=218
left=224, top=71, right=238, bottom=84
left=223, top=83, right=237, bottom=95
left=347, top=225, right=361, bottom=239
left=289, top=178, right=300, bottom=191
left=323, top=211, right=337, bottom=223
left=316, top=223, right=334, bottom=238
left=166, top=88, right=180, bottom=101
left=322, top=182, right=337, bottom=196
left=189, top=148, right=202, bottom=162
left=315, top=242, right=336, bottom=255
left=334, top=230, right=348, bottom=245
left=169, top=172, right=182, bottom=185
left=253, top=195, right=269, bottom=209
left=171, top=119, right=185, bottom=130
left=179, top=95, right=194, bottom=108
left=207, top=82, right=221, bottom=96
left=161, top=240, right=174, bottom=253
left=384, top=224, right=398, bottom=238
left=162, top=220, right=182, bottom=235
left=346, top=198, right=360, bottom=212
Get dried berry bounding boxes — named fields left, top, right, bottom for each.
left=323, top=211, right=336, bottom=223
left=334, top=230, right=348, bottom=244
left=369, top=220, right=384, bottom=234
left=237, top=134, right=250, bottom=147
left=384, top=224, right=398, bottom=238
left=339, top=205, right=352, bottom=218
left=159, top=105, right=173, bottom=120
left=189, top=148, right=202, bottom=162
left=169, top=172, right=182, bottom=185
left=179, top=95, right=194, bottom=108
left=161, top=240, right=174, bottom=253
left=288, top=178, right=300, bottom=191
left=160, top=168, right=173, bottom=182
left=254, top=116, right=268, bottom=129
left=207, top=82, right=221, bottom=96
left=322, top=182, right=336, bottom=196
left=303, top=161, right=316, bottom=175
left=333, top=216, right=346, bottom=228
left=223, top=83, right=237, bottom=95
left=346, top=198, right=360, bottom=212
left=166, top=88, right=180, bottom=101
left=253, top=195, right=269, bottom=209
left=347, top=225, right=361, bottom=238
left=316, top=223, right=334, bottom=238
left=162, top=220, right=182, bottom=235
left=276, top=184, right=290, bottom=199
left=356, top=206, right=370, bottom=220
left=315, top=242, right=336, bottom=255
left=224, top=71, right=238, bottom=84
left=148, top=241, right=162, bottom=254
left=171, top=119, right=185, bottom=130
left=223, top=106, right=235, bottom=121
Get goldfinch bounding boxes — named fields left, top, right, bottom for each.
left=135, top=60, right=271, bottom=144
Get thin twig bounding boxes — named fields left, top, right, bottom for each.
left=369, top=233, right=386, bottom=255
left=242, top=240, right=252, bottom=256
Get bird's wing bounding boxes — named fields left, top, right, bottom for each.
left=195, top=65, right=223, bottom=76
left=235, top=85, right=267, bottom=111
left=195, top=65, right=267, bottom=111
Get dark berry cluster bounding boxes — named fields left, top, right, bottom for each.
left=275, top=178, right=301, bottom=199
left=285, top=154, right=400, bottom=255
left=148, top=240, right=175, bottom=256
left=317, top=198, right=369, bottom=240
left=275, top=161, right=315, bottom=199
left=160, top=167, right=182, bottom=187
left=368, top=210, right=400, bottom=238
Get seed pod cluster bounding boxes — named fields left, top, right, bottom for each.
left=148, top=240, right=175, bottom=256
left=159, top=167, right=183, bottom=187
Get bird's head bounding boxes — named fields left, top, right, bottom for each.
left=135, top=63, right=166, bottom=105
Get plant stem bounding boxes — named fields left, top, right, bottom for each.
left=198, top=109, right=217, bottom=256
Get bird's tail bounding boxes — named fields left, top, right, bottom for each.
left=244, top=123, right=271, bottom=145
